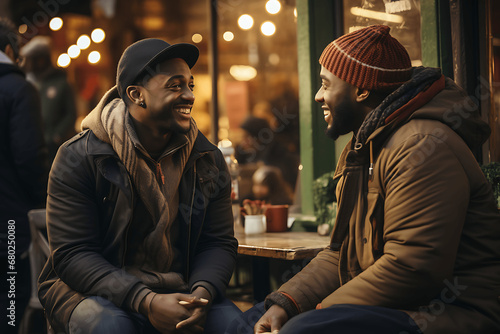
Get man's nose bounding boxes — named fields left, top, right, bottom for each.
left=315, top=87, right=324, bottom=102
left=182, top=87, right=195, bottom=102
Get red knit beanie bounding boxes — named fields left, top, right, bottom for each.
left=319, top=25, right=412, bottom=91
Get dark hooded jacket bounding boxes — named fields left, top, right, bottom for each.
left=0, top=62, right=47, bottom=254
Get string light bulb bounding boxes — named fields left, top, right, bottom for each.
left=57, top=53, right=71, bottom=67
left=49, top=17, right=63, bottom=31
left=266, top=0, right=281, bottom=14
left=88, top=51, right=101, bottom=64
left=261, top=21, right=276, bottom=36
left=238, top=14, right=254, bottom=30
left=91, top=28, right=105, bottom=43
left=77, top=35, right=91, bottom=49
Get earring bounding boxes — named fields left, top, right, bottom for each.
left=139, top=101, right=146, bottom=108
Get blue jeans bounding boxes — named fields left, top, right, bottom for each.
left=68, top=295, right=242, bottom=334
left=227, top=302, right=422, bottom=334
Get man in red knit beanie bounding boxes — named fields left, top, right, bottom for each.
left=228, top=25, right=500, bottom=334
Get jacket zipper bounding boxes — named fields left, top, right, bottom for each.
left=153, top=145, right=185, bottom=185
left=156, top=162, right=165, bottom=185
left=368, top=141, right=374, bottom=179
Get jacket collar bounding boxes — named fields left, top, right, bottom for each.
left=0, top=62, right=24, bottom=77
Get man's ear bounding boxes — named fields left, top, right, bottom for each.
left=126, top=85, right=143, bottom=105
left=4, top=44, right=16, bottom=63
left=355, top=88, right=370, bottom=103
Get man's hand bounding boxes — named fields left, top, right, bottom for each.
left=175, top=287, right=212, bottom=332
left=139, top=292, right=208, bottom=333
left=254, top=305, right=288, bottom=334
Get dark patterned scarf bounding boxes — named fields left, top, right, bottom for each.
left=355, top=67, right=442, bottom=146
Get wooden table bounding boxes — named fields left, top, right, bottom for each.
left=236, top=231, right=330, bottom=260
left=234, top=229, right=331, bottom=301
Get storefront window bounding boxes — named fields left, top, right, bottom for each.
left=16, top=0, right=301, bottom=199
left=216, top=0, right=301, bottom=198
left=343, top=0, right=422, bottom=66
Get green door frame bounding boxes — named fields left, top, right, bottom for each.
left=421, top=0, right=453, bottom=77
left=297, top=0, right=342, bottom=215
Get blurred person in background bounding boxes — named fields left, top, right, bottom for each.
left=242, top=165, right=293, bottom=206
left=20, top=36, right=76, bottom=162
left=235, top=116, right=299, bottom=190
left=0, top=17, right=48, bottom=333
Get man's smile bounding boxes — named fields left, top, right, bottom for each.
left=322, top=105, right=331, bottom=122
left=174, top=105, right=192, bottom=117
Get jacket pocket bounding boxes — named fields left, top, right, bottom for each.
left=366, top=190, right=385, bottom=260
left=196, top=157, right=220, bottom=199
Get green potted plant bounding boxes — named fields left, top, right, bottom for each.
left=312, top=171, right=338, bottom=235
left=481, top=162, right=500, bottom=209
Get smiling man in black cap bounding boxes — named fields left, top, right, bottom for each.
left=38, top=38, right=241, bottom=334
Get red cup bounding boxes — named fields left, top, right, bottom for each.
left=265, top=205, right=289, bottom=232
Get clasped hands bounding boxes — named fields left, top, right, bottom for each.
left=140, top=287, right=211, bottom=333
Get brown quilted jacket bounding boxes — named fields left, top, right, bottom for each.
left=276, top=78, right=500, bottom=333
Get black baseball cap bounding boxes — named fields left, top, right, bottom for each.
left=116, top=38, right=199, bottom=100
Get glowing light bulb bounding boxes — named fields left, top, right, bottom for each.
left=18, top=24, right=28, bottom=34
left=192, top=33, right=203, bottom=43
left=77, top=35, right=91, bottom=50
left=91, top=28, right=105, bottom=43
left=223, top=31, right=234, bottom=41
left=57, top=53, right=71, bottom=67
left=229, top=65, right=257, bottom=81
left=266, top=0, right=281, bottom=14
left=49, top=17, right=63, bottom=31
left=261, top=21, right=276, bottom=36
left=67, top=45, right=80, bottom=59
left=88, top=51, right=101, bottom=64
left=238, top=14, right=254, bottom=30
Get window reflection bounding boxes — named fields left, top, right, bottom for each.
left=343, top=0, right=422, bottom=66
left=217, top=0, right=300, bottom=200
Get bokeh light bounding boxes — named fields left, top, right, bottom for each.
left=238, top=14, right=254, bottom=30
left=49, top=17, right=63, bottom=31
left=18, top=24, right=28, bottom=34
left=77, top=35, right=91, bottom=50
left=192, top=33, right=203, bottom=43
left=67, top=45, right=80, bottom=59
left=223, top=31, right=234, bottom=42
left=266, top=0, right=281, bottom=14
left=261, top=21, right=276, bottom=36
left=91, top=28, right=105, bottom=43
left=57, top=53, right=71, bottom=67
left=88, top=51, right=101, bottom=64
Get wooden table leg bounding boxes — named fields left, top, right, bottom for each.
left=251, top=257, right=270, bottom=302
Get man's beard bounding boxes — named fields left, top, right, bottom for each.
left=324, top=105, right=356, bottom=141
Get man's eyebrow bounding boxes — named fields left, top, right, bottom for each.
left=320, top=74, right=329, bottom=81
left=165, top=75, right=194, bottom=82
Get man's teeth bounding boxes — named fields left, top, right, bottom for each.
left=177, top=108, right=191, bottom=114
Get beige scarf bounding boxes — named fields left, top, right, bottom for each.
left=82, top=87, right=198, bottom=288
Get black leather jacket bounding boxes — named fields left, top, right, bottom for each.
left=38, top=129, right=237, bottom=332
